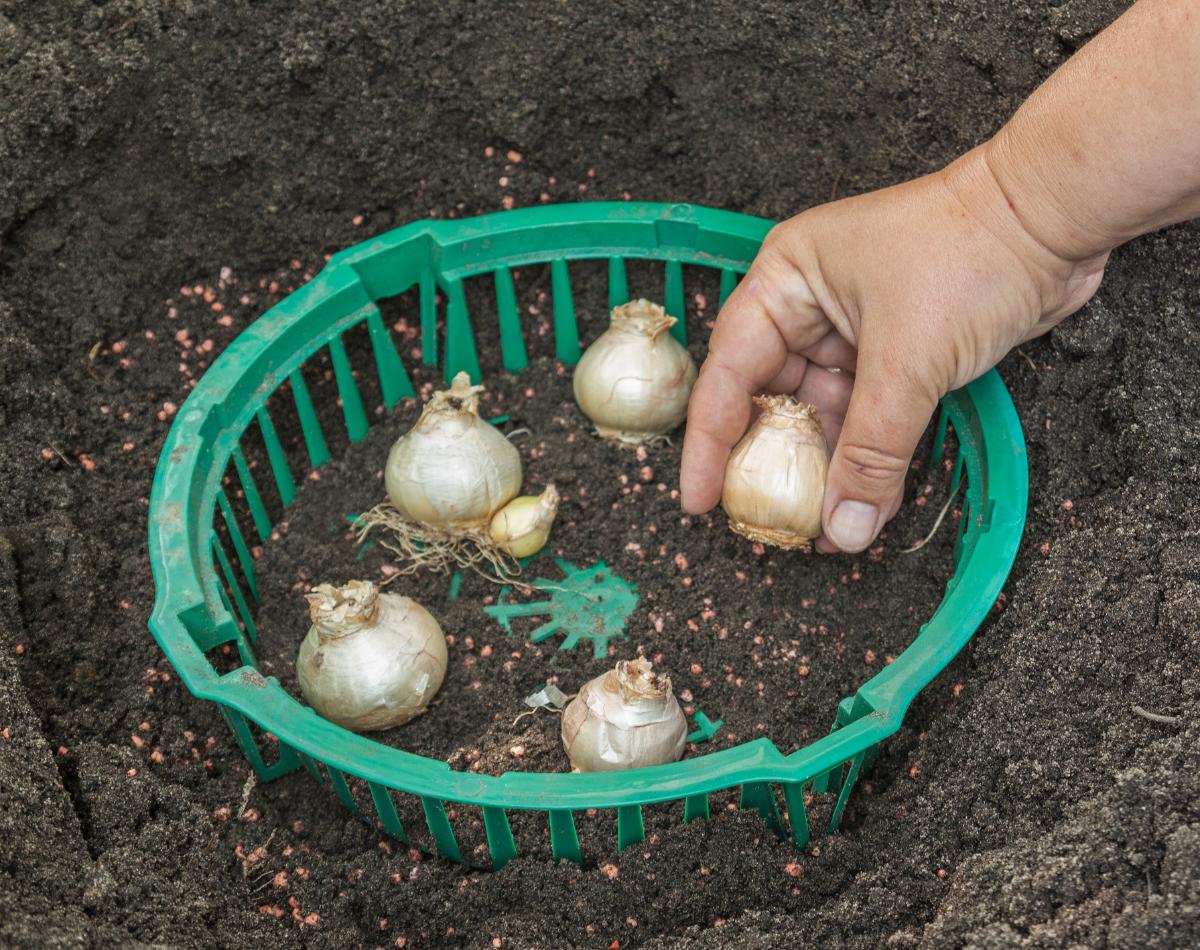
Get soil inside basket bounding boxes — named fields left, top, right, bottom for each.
left=246, top=265, right=959, bottom=861
left=252, top=284, right=956, bottom=778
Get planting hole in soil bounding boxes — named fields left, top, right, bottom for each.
left=8, top=4, right=1200, bottom=945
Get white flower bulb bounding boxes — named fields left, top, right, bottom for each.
left=721, top=395, right=828, bottom=549
left=488, top=484, right=559, bottom=558
left=384, top=372, right=522, bottom=529
left=297, top=580, right=448, bottom=732
left=572, top=299, right=698, bottom=445
left=561, top=657, right=688, bottom=772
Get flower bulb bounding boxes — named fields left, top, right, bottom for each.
left=297, top=580, right=448, bottom=732
left=561, top=657, right=688, bottom=772
left=572, top=299, right=698, bottom=445
left=384, top=372, right=522, bottom=529
left=721, top=396, right=828, bottom=549
left=489, top=484, right=559, bottom=558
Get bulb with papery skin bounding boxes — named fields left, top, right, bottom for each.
left=572, top=299, right=698, bottom=445
left=721, top=396, right=828, bottom=550
left=384, top=372, right=521, bottom=529
left=489, top=484, right=559, bottom=558
left=561, top=657, right=688, bottom=772
left=297, top=580, right=448, bottom=732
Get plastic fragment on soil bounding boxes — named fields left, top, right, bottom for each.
left=524, top=684, right=568, bottom=710
left=687, top=710, right=724, bottom=744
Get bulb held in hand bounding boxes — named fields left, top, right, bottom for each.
left=721, top=396, right=828, bottom=550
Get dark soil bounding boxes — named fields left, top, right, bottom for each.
left=3, top=1, right=1198, bottom=948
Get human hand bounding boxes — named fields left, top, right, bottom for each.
left=680, top=144, right=1109, bottom=553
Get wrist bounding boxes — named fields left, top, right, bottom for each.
left=939, top=143, right=1110, bottom=321
left=979, top=126, right=1118, bottom=264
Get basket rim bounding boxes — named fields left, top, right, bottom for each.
left=147, top=201, right=1028, bottom=811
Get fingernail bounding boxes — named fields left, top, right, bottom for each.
left=827, top=501, right=879, bottom=553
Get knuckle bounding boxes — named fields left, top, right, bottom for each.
left=709, top=356, right=757, bottom=397
left=836, top=441, right=910, bottom=489
left=762, top=222, right=789, bottom=247
left=759, top=222, right=804, bottom=265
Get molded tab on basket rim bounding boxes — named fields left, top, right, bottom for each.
left=654, top=216, right=700, bottom=249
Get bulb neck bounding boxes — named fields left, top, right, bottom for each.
left=313, top=616, right=375, bottom=640
left=534, top=484, right=560, bottom=523
left=421, top=371, right=483, bottom=422
left=752, top=395, right=823, bottom=433
left=306, top=580, right=381, bottom=639
left=610, top=299, right=677, bottom=339
left=615, top=657, right=671, bottom=701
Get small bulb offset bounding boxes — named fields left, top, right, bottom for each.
left=384, top=372, right=522, bottom=530
left=722, top=396, right=828, bottom=550
left=572, top=299, right=698, bottom=445
left=561, top=657, right=688, bottom=772
left=297, top=580, right=448, bottom=732
left=488, top=484, right=560, bottom=558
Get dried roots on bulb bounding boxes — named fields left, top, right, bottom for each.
left=352, top=505, right=521, bottom=580
left=721, top=395, right=828, bottom=550
left=561, top=657, right=688, bottom=772
left=354, top=371, right=528, bottom=580
left=297, top=580, right=448, bottom=733
left=572, top=299, right=698, bottom=446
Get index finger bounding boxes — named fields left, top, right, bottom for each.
left=680, top=311, right=784, bottom=513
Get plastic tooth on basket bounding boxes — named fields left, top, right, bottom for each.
left=147, top=202, right=1028, bottom=868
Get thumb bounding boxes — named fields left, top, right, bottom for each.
left=820, top=340, right=940, bottom=553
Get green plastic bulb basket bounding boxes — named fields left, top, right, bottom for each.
left=147, top=202, right=1027, bottom=868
